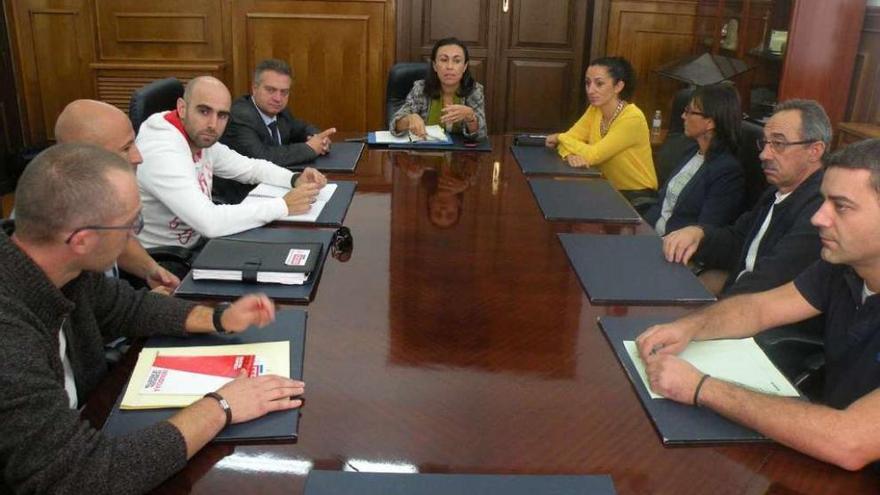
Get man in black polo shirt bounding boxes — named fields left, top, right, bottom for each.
left=636, top=138, right=880, bottom=470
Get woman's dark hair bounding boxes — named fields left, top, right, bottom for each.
left=588, top=56, right=636, bottom=100
left=424, top=37, right=476, bottom=99
left=691, top=82, right=741, bottom=158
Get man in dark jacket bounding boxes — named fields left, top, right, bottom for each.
left=662, top=99, right=830, bottom=297
left=216, top=58, right=336, bottom=203
left=0, top=143, right=305, bottom=494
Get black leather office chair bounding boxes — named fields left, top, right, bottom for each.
left=386, top=62, right=428, bottom=125
left=128, top=77, right=184, bottom=134
left=738, top=118, right=768, bottom=211
left=654, top=87, right=696, bottom=185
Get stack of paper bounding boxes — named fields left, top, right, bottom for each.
left=242, top=183, right=338, bottom=222
left=120, top=341, right=290, bottom=409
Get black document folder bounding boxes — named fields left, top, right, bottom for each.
left=191, top=238, right=321, bottom=284
left=527, top=178, right=641, bottom=223
left=103, top=309, right=306, bottom=443
left=598, top=315, right=772, bottom=445
left=296, top=142, right=362, bottom=173
left=175, top=228, right=334, bottom=303
left=510, top=145, right=601, bottom=177
left=558, top=234, right=715, bottom=304
left=304, top=471, right=617, bottom=495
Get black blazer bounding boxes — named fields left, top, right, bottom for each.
left=695, top=168, right=824, bottom=296
left=645, top=144, right=745, bottom=234
left=220, top=95, right=320, bottom=167
left=214, top=95, right=320, bottom=204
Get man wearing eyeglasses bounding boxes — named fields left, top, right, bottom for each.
left=0, top=143, right=305, bottom=493
left=636, top=138, right=880, bottom=470
left=662, top=99, right=828, bottom=297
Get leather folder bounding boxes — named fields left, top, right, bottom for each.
left=558, top=233, right=716, bottom=304
left=191, top=238, right=322, bottom=284
left=103, top=309, right=307, bottom=443
left=527, top=178, right=641, bottom=223
left=175, top=228, right=334, bottom=303
left=599, top=315, right=779, bottom=445
left=510, top=145, right=601, bottom=177
left=296, top=142, right=362, bottom=173
left=304, top=471, right=617, bottom=494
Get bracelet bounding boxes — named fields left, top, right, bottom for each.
left=204, top=392, right=232, bottom=428
left=693, top=374, right=711, bottom=406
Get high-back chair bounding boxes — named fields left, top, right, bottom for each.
left=385, top=63, right=428, bottom=126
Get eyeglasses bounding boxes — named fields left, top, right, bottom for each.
left=682, top=107, right=706, bottom=117
left=65, top=210, right=144, bottom=244
left=756, top=138, right=817, bottom=154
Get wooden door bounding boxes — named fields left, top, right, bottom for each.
left=495, top=0, right=590, bottom=133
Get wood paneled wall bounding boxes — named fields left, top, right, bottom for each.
left=847, top=6, right=880, bottom=124
left=605, top=0, right=697, bottom=127
left=7, top=0, right=395, bottom=145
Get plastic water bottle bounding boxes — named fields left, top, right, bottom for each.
left=651, top=110, right=662, bottom=139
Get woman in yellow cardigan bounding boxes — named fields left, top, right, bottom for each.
left=546, top=56, right=657, bottom=202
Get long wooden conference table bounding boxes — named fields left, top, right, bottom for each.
left=85, top=135, right=879, bottom=494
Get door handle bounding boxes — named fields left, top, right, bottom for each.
left=503, top=0, right=509, bottom=13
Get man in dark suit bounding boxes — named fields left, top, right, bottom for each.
left=216, top=58, right=336, bottom=203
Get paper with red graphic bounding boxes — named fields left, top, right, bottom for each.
left=142, top=354, right=256, bottom=395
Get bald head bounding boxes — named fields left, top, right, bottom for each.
left=55, top=99, right=142, bottom=167
left=177, top=76, right=232, bottom=149
left=183, top=76, right=230, bottom=104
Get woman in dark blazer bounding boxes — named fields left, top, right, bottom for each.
left=645, top=83, right=744, bottom=235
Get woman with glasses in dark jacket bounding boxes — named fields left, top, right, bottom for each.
left=645, top=83, right=745, bottom=235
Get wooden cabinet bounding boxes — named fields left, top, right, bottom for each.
left=5, top=0, right=396, bottom=146
left=604, top=0, right=866, bottom=130
left=397, top=0, right=590, bottom=133
left=693, top=0, right=865, bottom=126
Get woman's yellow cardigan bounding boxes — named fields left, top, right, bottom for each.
left=557, top=103, right=658, bottom=191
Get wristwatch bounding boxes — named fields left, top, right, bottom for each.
left=213, top=302, right=231, bottom=334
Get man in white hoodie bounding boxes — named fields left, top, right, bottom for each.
left=136, top=76, right=325, bottom=249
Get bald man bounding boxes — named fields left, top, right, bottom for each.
left=136, top=76, right=326, bottom=250
left=51, top=99, right=179, bottom=291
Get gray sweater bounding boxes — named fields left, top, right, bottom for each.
left=0, top=222, right=198, bottom=494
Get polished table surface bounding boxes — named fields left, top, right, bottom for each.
left=88, top=136, right=879, bottom=494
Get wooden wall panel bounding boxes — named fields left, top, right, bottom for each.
left=509, top=0, right=572, bottom=48
left=424, top=0, right=489, bottom=47
left=505, top=60, right=571, bottom=131
left=94, top=0, right=226, bottom=61
left=232, top=1, right=394, bottom=132
left=92, top=64, right=225, bottom=112
left=846, top=6, right=880, bottom=124
left=9, top=0, right=96, bottom=143
left=606, top=0, right=697, bottom=127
